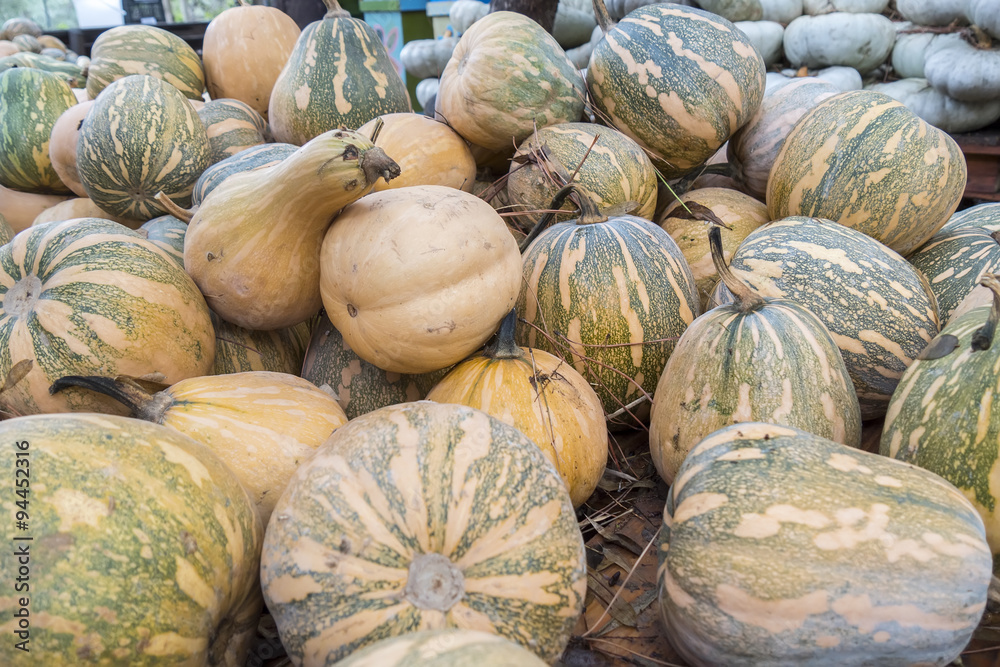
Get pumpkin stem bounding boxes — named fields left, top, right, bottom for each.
left=236, top=0, right=249, bottom=6
left=321, top=0, right=352, bottom=18
left=518, top=183, right=606, bottom=253
left=485, top=309, right=523, bottom=360
left=709, top=225, right=764, bottom=313
left=359, top=145, right=402, bottom=186
left=48, top=375, right=171, bottom=423
left=669, top=163, right=732, bottom=198
left=592, top=0, right=614, bottom=35
left=154, top=192, right=194, bottom=224
left=991, top=230, right=1000, bottom=245
left=972, top=274, right=1000, bottom=351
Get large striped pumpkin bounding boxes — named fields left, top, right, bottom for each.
left=711, top=216, right=940, bottom=420
left=586, top=2, right=766, bottom=178
left=85, top=24, right=206, bottom=100
left=766, top=90, right=967, bottom=257
left=0, top=218, right=215, bottom=417
left=333, top=629, right=548, bottom=666
left=77, top=74, right=210, bottom=222
left=0, top=414, right=263, bottom=665
left=660, top=421, right=991, bottom=666
left=261, top=401, right=588, bottom=664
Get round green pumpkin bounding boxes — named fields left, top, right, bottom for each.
left=137, top=214, right=186, bottom=268
left=85, top=24, right=206, bottom=100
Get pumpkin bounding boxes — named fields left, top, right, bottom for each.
left=910, top=228, right=1000, bottom=329
left=727, top=76, right=839, bottom=201
left=734, top=20, right=785, bottom=66
left=211, top=310, right=312, bottom=376
left=426, top=309, right=608, bottom=508
left=30, top=197, right=137, bottom=229
left=449, top=0, right=490, bottom=34
left=566, top=24, right=603, bottom=69
left=924, top=37, right=1000, bottom=104
left=517, top=186, right=701, bottom=425
left=320, top=185, right=521, bottom=374
left=802, top=0, right=887, bottom=12
left=138, top=214, right=186, bottom=268
left=0, top=68, right=76, bottom=195
left=649, top=225, right=861, bottom=483
left=0, top=413, right=264, bottom=665
left=399, top=36, right=459, bottom=79
left=0, top=41, right=18, bottom=58
left=891, top=22, right=952, bottom=79
left=867, top=77, right=1000, bottom=134
left=356, top=113, right=477, bottom=192
left=300, top=312, right=450, bottom=419
left=0, top=213, right=11, bottom=246
left=435, top=11, right=585, bottom=152
left=260, top=401, right=588, bottom=664
left=11, top=34, right=42, bottom=54
left=505, top=121, right=658, bottom=228
left=332, top=629, right=548, bottom=667
left=605, top=0, right=663, bottom=20
left=0, top=184, right=71, bottom=233
left=202, top=0, right=301, bottom=120
left=0, top=17, right=42, bottom=40
left=698, top=0, right=764, bottom=21
left=766, top=90, right=967, bottom=257
left=775, top=64, right=863, bottom=91
left=51, top=371, right=347, bottom=524
left=269, top=0, right=411, bottom=146
left=711, top=216, right=939, bottom=420
left=415, top=77, right=439, bottom=110
left=86, top=25, right=205, bottom=100
left=37, top=34, right=67, bottom=52
left=783, top=13, right=896, bottom=74
left=197, top=98, right=269, bottom=165
left=660, top=421, right=992, bottom=666
left=0, top=218, right=215, bottom=417
left=895, top=0, right=968, bottom=26
left=656, top=187, right=769, bottom=308
left=970, top=0, right=1000, bottom=40
left=0, top=52, right=87, bottom=88
left=77, top=74, right=210, bottom=222
left=760, top=0, right=803, bottom=22
left=182, top=128, right=400, bottom=331
left=191, top=142, right=298, bottom=206
left=48, top=99, right=94, bottom=198
left=586, top=2, right=766, bottom=178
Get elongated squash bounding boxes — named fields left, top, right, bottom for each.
left=191, top=142, right=297, bottom=206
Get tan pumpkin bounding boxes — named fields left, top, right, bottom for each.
left=0, top=183, right=71, bottom=233
left=31, top=197, right=137, bottom=228
left=48, top=100, right=94, bottom=198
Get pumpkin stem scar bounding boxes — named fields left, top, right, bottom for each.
left=972, top=274, right=1000, bottom=351
left=404, top=552, right=465, bottom=611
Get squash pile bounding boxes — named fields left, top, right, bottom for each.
left=0, top=0, right=999, bottom=664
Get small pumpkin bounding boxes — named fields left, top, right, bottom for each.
left=138, top=214, right=186, bottom=268
left=734, top=20, right=785, bottom=66
left=924, top=36, right=1000, bottom=104
left=783, top=13, right=896, bottom=74
left=866, top=77, right=1000, bottom=134
left=0, top=183, right=71, bottom=233
left=48, top=99, right=94, bottom=198
left=895, top=0, right=968, bottom=26
left=801, top=0, right=888, bottom=12
left=399, top=36, right=459, bottom=79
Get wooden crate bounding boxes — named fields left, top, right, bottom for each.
left=952, top=119, right=1000, bottom=202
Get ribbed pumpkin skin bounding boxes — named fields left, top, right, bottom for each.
left=77, top=75, right=210, bottom=222
left=506, top=122, right=658, bottom=226
left=586, top=4, right=766, bottom=178
left=85, top=24, right=206, bottom=100
left=0, top=413, right=264, bottom=665
left=268, top=11, right=411, bottom=145
left=211, top=310, right=311, bottom=376
left=0, top=218, right=215, bottom=416
left=881, top=304, right=1000, bottom=570
left=942, top=201, right=1000, bottom=234
left=435, top=11, right=585, bottom=151
left=0, top=68, right=76, bottom=194
left=0, top=52, right=86, bottom=88
left=192, top=142, right=297, bottom=205
left=649, top=294, right=861, bottom=483
left=138, top=214, right=186, bottom=268
left=261, top=402, right=588, bottom=665
left=198, top=98, right=269, bottom=165
left=766, top=90, right=967, bottom=257
left=300, top=313, right=448, bottom=419
left=425, top=343, right=609, bottom=508
left=660, top=422, right=991, bottom=666
left=908, top=225, right=1000, bottom=325
left=517, top=216, right=701, bottom=422
left=333, top=629, right=548, bottom=667
left=712, top=216, right=940, bottom=419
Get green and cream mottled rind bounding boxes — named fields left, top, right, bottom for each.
left=941, top=201, right=1000, bottom=234
left=78, top=74, right=210, bottom=222
left=881, top=303, right=1000, bottom=571
left=766, top=90, right=967, bottom=257
left=0, top=68, right=76, bottom=194
left=586, top=4, right=766, bottom=178
left=301, top=313, right=449, bottom=419
left=517, top=215, right=701, bottom=423
left=0, top=218, right=216, bottom=416
left=0, top=413, right=264, bottom=665
left=332, top=629, right=548, bottom=666
left=506, top=122, right=657, bottom=226
left=197, top=98, right=269, bottom=165
left=261, top=401, right=587, bottom=664
left=137, top=214, right=186, bottom=268
left=212, top=310, right=312, bottom=376
left=435, top=11, right=585, bottom=151
left=192, top=142, right=297, bottom=205
left=649, top=291, right=861, bottom=484
left=659, top=421, right=991, bottom=666
left=0, top=52, right=86, bottom=88
left=85, top=24, right=206, bottom=100
left=268, top=11, right=411, bottom=145
left=0, top=213, right=12, bottom=245
left=711, top=216, right=940, bottom=420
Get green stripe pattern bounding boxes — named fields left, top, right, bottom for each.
left=197, top=98, right=268, bottom=165
left=909, top=225, right=1000, bottom=326
left=85, top=24, right=206, bottom=100
left=0, top=52, right=86, bottom=87
left=137, top=214, right=186, bottom=268
left=212, top=310, right=311, bottom=376
left=334, top=629, right=547, bottom=666
left=192, top=142, right=297, bottom=205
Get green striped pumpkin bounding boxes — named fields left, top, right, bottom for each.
left=517, top=189, right=701, bottom=425
left=766, top=90, right=967, bottom=257
left=192, top=142, right=297, bottom=206
left=941, top=201, right=1000, bottom=234
left=301, top=312, right=448, bottom=419
left=261, top=401, right=587, bottom=664
left=660, top=421, right=992, bottom=666
left=85, top=24, right=206, bottom=100
left=586, top=3, right=766, bottom=178
left=0, top=68, right=76, bottom=194
left=882, top=275, right=1000, bottom=572
left=137, top=214, right=186, bottom=268
left=0, top=218, right=215, bottom=417
left=197, top=98, right=269, bottom=165
left=0, top=213, right=12, bottom=245
left=268, top=0, right=411, bottom=145
left=649, top=225, right=861, bottom=483
left=333, top=629, right=548, bottom=666
left=11, top=34, right=42, bottom=53
left=505, top=122, right=658, bottom=227
left=77, top=74, right=210, bottom=222
left=0, top=52, right=86, bottom=88
left=0, top=413, right=264, bottom=665
left=711, top=216, right=940, bottom=420
left=212, top=309, right=312, bottom=376
left=1, top=18, right=41, bottom=40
